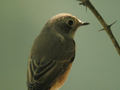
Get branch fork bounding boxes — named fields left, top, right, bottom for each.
left=77, top=0, right=120, bottom=56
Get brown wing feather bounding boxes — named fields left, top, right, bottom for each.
left=50, top=63, right=72, bottom=90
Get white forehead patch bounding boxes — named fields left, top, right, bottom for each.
left=78, top=19, right=84, bottom=24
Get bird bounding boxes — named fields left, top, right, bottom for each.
left=27, top=13, right=89, bottom=90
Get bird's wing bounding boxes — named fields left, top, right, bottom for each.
left=27, top=55, right=74, bottom=90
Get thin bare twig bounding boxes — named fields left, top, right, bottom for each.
left=78, top=0, right=120, bottom=56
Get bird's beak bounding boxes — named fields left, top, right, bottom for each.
left=78, top=19, right=90, bottom=26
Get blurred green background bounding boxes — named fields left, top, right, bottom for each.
left=0, top=0, right=120, bottom=90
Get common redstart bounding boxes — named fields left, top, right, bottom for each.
left=27, top=13, right=89, bottom=90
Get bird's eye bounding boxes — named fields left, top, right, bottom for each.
left=67, top=20, right=74, bottom=26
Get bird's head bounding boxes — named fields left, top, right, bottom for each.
left=46, top=13, right=89, bottom=38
